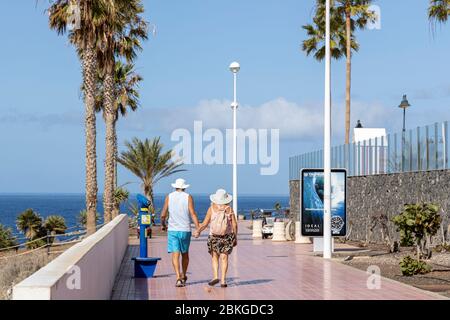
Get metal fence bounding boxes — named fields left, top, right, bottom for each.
left=289, top=121, right=449, bottom=180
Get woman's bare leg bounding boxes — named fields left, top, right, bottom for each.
left=220, top=253, right=229, bottom=284
left=211, top=252, right=219, bottom=280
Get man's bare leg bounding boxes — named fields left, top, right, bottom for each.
left=172, top=252, right=181, bottom=280
left=182, top=252, right=189, bottom=281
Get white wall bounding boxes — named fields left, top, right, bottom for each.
left=13, top=214, right=129, bottom=300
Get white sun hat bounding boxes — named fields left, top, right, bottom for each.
left=210, top=189, right=233, bottom=205
left=171, top=178, right=190, bottom=189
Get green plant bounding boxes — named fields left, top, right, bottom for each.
left=44, top=216, right=67, bottom=244
left=399, top=255, right=432, bottom=276
left=399, top=229, right=414, bottom=247
left=434, top=243, right=450, bottom=253
left=429, top=0, right=450, bottom=26
left=118, top=137, right=185, bottom=209
left=302, top=0, right=376, bottom=144
left=0, top=225, right=17, bottom=250
left=78, top=210, right=100, bottom=228
left=114, top=187, right=130, bottom=213
left=392, top=203, right=442, bottom=260
left=16, top=209, right=47, bottom=248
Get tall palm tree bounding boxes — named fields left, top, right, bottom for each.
left=302, top=0, right=376, bottom=144
left=429, top=0, right=450, bottom=25
left=97, top=0, right=147, bottom=223
left=94, top=62, right=144, bottom=219
left=48, top=0, right=115, bottom=235
left=117, top=137, right=185, bottom=209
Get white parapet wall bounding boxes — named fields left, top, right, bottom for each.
left=12, top=214, right=129, bottom=300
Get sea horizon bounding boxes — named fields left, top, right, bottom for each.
left=0, top=192, right=289, bottom=197
left=0, top=193, right=289, bottom=234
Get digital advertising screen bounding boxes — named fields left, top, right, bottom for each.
left=301, top=169, right=347, bottom=237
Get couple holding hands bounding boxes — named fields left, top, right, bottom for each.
left=160, top=179, right=238, bottom=288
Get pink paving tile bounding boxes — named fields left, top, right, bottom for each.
left=111, top=223, right=447, bottom=300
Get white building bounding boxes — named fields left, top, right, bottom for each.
left=353, top=121, right=387, bottom=175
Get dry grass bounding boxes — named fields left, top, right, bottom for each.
left=0, top=250, right=55, bottom=300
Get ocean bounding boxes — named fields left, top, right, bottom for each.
left=0, top=194, right=289, bottom=237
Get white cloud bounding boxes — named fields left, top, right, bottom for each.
left=123, top=98, right=324, bottom=139
left=122, top=97, right=401, bottom=142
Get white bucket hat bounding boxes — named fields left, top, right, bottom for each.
left=171, top=178, right=190, bottom=189
left=210, top=189, right=233, bottom=205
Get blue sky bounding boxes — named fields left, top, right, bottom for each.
left=0, top=0, right=449, bottom=195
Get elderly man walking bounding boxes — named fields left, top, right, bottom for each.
left=160, top=178, right=200, bottom=287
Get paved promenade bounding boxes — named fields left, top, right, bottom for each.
left=111, top=223, right=446, bottom=300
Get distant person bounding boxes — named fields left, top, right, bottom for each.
left=194, top=189, right=238, bottom=288
left=160, top=178, right=200, bottom=287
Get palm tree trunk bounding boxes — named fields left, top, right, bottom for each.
left=82, top=45, right=98, bottom=236
left=112, top=119, right=120, bottom=219
left=103, top=71, right=116, bottom=223
left=345, top=8, right=352, bottom=145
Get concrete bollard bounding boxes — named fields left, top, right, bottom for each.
left=295, top=221, right=312, bottom=244
left=252, top=220, right=263, bottom=238
left=272, top=221, right=287, bottom=242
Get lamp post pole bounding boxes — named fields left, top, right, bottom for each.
left=323, top=0, right=332, bottom=260
left=399, top=95, right=411, bottom=172
left=230, top=62, right=240, bottom=218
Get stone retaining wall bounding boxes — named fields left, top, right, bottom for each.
left=290, top=170, right=450, bottom=244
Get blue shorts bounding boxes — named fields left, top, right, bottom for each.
left=168, top=231, right=192, bottom=254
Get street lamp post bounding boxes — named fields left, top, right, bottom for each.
left=323, top=0, right=332, bottom=259
left=399, top=95, right=411, bottom=172
left=229, top=62, right=240, bottom=218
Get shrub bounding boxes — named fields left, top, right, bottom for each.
left=0, top=225, right=17, bottom=250
left=392, top=203, right=441, bottom=260
left=399, top=255, right=431, bottom=277
left=399, top=229, right=414, bottom=247
left=0, top=251, right=52, bottom=300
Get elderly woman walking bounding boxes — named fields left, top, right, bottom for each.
left=194, top=189, right=238, bottom=288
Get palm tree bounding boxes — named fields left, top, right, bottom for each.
left=48, top=0, right=115, bottom=235
left=94, top=62, right=144, bottom=219
left=113, top=186, right=130, bottom=217
left=302, top=0, right=376, bottom=144
left=44, top=215, right=67, bottom=245
left=117, top=137, right=185, bottom=209
left=97, top=0, right=148, bottom=223
left=16, top=209, right=43, bottom=240
left=78, top=210, right=100, bottom=228
left=0, top=224, right=17, bottom=250
left=429, top=0, right=450, bottom=25
left=44, top=216, right=67, bottom=235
